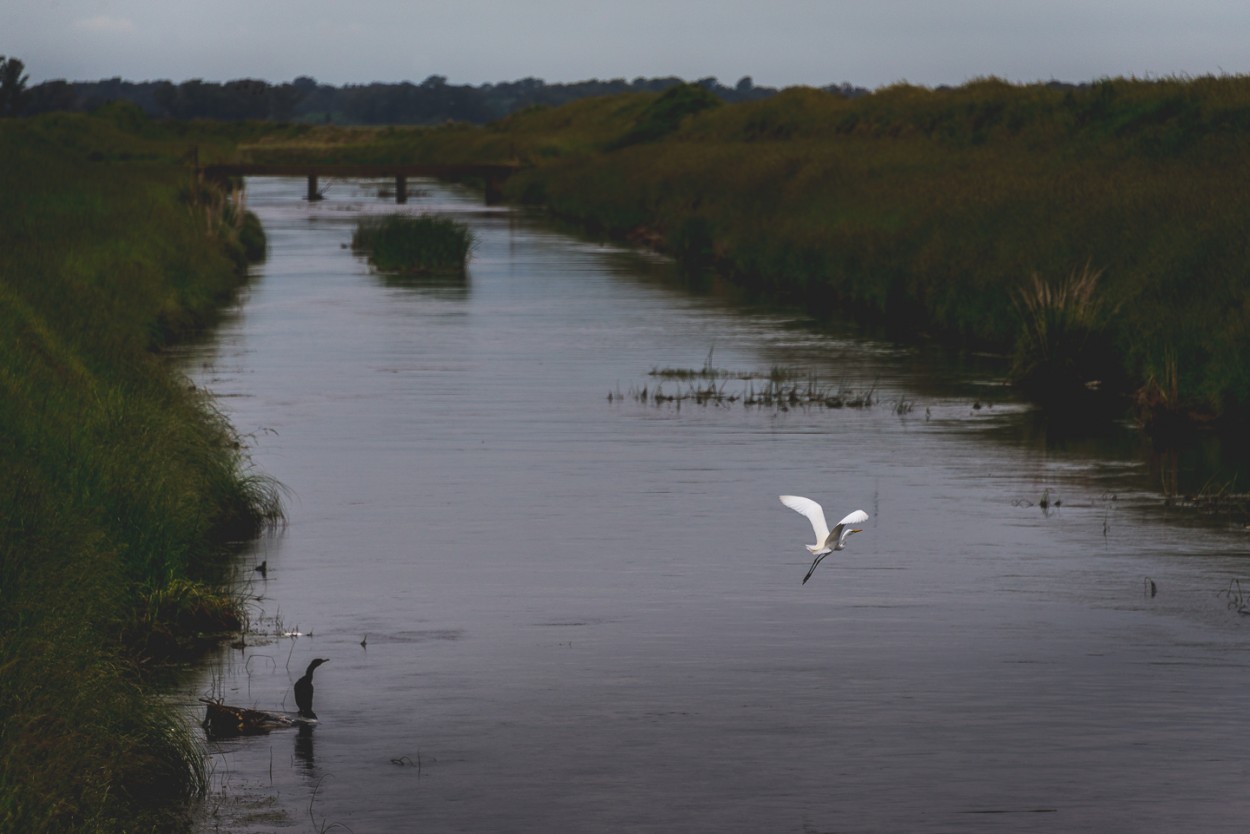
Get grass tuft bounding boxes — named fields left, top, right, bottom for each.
left=1010, top=262, right=1114, bottom=400
left=351, top=213, right=474, bottom=274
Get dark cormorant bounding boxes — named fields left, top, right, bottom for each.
left=294, top=658, right=329, bottom=720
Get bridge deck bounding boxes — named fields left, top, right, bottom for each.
left=202, top=162, right=521, bottom=180
left=202, top=161, right=522, bottom=204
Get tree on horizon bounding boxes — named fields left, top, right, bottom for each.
left=0, top=56, right=28, bottom=117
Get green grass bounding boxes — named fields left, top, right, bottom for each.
left=351, top=213, right=474, bottom=273
left=0, top=108, right=282, bottom=832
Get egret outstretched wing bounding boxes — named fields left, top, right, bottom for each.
left=830, top=509, right=870, bottom=546
left=779, top=494, right=830, bottom=542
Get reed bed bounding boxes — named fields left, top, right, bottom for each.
left=629, top=379, right=876, bottom=409
left=623, top=362, right=876, bottom=410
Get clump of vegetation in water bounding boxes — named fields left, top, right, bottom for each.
left=614, top=361, right=876, bottom=410
left=1163, top=477, right=1250, bottom=520
left=351, top=213, right=474, bottom=274
left=630, top=377, right=875, bottom=409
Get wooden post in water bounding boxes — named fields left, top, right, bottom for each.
left=396, top=175, right=408, bottom=204
left=307, top=174, right=319, bottom=202
left=484, top=175, right=505, bottom=205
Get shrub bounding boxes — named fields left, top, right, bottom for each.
left=609, top=83, right=722, bottom=148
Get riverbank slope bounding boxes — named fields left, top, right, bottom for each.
left=0, top=105, right=281, bottom=833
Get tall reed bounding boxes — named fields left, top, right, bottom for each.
left=1010, top=262, right=1113, bottom=399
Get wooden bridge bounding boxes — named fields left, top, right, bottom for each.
left=201, top=162, right=523, bottom=204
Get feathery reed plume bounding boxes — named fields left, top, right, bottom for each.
left=1011, top=261, right=1111, bottom=400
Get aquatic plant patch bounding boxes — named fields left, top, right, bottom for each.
left=351, top=213, right=474, bottom=273
left=612, top=363, right=876, bottom=410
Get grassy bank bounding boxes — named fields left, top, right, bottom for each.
left=242, top=77, right=1250, bottom=431
left=0, top=106, right=281, bottom=832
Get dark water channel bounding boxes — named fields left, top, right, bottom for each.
left=180, top=178, right=1250, bottom=833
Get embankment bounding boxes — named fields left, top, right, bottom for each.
left=0, top=105, right=281, bottom=833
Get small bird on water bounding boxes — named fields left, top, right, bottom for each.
left=779, top=495, right=869, bottom=585
left=294, top=658, right=329, bottom=720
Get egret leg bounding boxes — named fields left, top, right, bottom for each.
left=802, top=553, right=827, bottom=585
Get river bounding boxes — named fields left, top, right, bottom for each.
left=180, top=177, right=1250, bottom=833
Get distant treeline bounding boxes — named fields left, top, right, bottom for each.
left=22, top=73, right=870, bottom=124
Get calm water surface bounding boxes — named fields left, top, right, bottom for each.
left=182, top=178, right=1250, bottom=833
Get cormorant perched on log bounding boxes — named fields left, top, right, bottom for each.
left=295, top=658, right=329, bottom=720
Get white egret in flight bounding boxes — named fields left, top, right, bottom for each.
left=779, top=495, right=869, bottom=584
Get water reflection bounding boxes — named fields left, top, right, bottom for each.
left=295, top=724, right=316, bottom=775
left=373, top=270, right=470, bottom=301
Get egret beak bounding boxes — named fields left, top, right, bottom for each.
left=851, top=528, right=863, bottom=534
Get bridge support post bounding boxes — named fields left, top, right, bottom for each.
left=306, top=175, right=320, bottom=202
left=484, top=176, right=505, bottom=205
left=396, top=175, right=408, bottom=204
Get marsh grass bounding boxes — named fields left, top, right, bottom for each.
left=133, top=577, right=245, bottom=659
left=1, top=109, right=281, bottom=832
left=633, top=362, right=874, bottom=410
left=1010, top=262, right=1115, bottom=400
left=351, top=213, right=474, bottom=273
left=1163, top=477, right=1250, bottom=519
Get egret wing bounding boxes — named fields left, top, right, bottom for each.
left=830, top=509, right=869, bottom=548
left=835, top=509, right=869, bottom=527
left=779, top=495, right=830, bottom=539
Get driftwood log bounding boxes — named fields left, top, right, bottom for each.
left=200, top=698, right=295, bottom=738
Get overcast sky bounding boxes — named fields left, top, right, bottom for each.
left=5, top=0, right=1250, bottom=90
